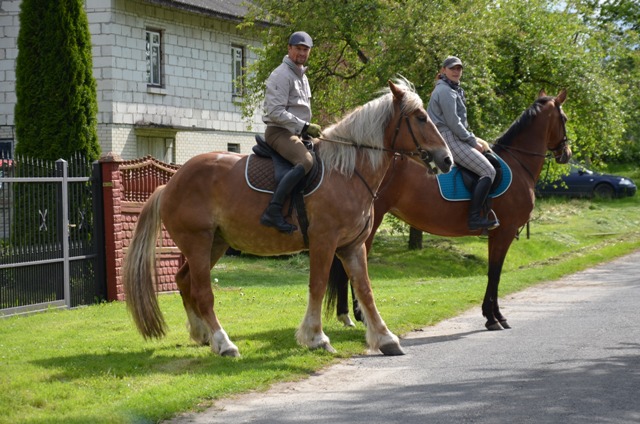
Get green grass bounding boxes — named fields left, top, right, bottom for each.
left=1, top=193, right=640, bottom=423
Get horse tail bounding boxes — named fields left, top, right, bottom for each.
left=324, top=255, right=350, bottom=319
left=123, top=185, right=167, bottom=339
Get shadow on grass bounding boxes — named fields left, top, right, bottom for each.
left=31, top=325, right=368, bottom=382
left=213, top=239, right=489, bottom=290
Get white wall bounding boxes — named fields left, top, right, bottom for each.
left=0, top=0, right=265, bottom=162
left=0, top=0, right=20, bottom=140
left=87, top=0, right=265, bottom=161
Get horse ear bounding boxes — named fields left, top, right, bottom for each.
left=556, top=89, right=567, bottom=105
left=538, top=89, right=547, bottom=98
left=388, top=79, right=405, bottom=100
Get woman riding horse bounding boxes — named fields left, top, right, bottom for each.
left=328, top=89, right=571, bottom=331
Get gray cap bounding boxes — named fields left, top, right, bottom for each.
left=288, top=31, right=313, bottom=48
left=442, top=56, right=463, bottom=69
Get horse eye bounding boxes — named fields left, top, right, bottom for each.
left=416, top=115, right=427, bottom=122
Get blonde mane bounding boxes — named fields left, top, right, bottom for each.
left=318, top=78, right=424, bottom=177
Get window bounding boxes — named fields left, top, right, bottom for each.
left=231, top=45, right=245, bottom=97
left=146, top=30, right=162, bottom=86
left=0, top=140, right=12, bottom=159
left=137, top=136, right=175, bottom=163
left=227, top=143, right=240, bottom=153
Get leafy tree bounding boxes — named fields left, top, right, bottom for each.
left=14, top=0, right=100, bottom=162
left=241, top=0, right=395, bottom=124
left=572, top=0, right=640, bottom=162
left=241, top=0, right=638, bottom=169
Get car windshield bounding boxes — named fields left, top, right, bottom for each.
left=571, top=163, right=593, bottom=175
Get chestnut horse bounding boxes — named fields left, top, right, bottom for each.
left=123, top=79, right=453, bottom=357
left=328, top=89, right=571, bottom=330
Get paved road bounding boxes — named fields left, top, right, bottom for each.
left=168, top=251, right=640, bottom=424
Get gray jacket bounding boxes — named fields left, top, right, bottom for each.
left=262, top=55, right=312, bottom=135
left=427, top=79, right=477, bottom=146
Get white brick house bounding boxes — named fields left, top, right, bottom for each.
left=0, top=0, right=266, bottom=164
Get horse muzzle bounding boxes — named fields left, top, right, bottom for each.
left=428, top=150, right=453, bottom=174
left=555, top=146, right=572, bottom=164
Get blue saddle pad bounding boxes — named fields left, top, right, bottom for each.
left=436, top=155, right=512, bottom=201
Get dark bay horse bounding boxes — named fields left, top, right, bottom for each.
left=328, top=89, right=571, bottom=330
left=123, top=79, right=453, bottom=357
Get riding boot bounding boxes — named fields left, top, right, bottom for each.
left=468, top=177, right=500, bottom=230
left=260, top=164, right=306, bottom=233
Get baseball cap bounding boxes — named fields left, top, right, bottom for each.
left=288, top=31, right=313, bottom=48
left=442, top=56, right=463, bottom=69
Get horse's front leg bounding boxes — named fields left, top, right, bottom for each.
left=487, top=260, right=511, bottom=329
left=296, top=244, right=337, bottom=353
left=339, top=243, right=404, bottom=355
left=483, top=260, right=504, bottom=331
left=483, top=231, right=515, bottom=330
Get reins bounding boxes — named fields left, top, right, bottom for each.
left=492, top=144, right=542, bottom=183
left=492, top=103, right=570, bottom=183
left=317, top=116, right=433, bottom=163
left=317, top=114, right=432, bottom=199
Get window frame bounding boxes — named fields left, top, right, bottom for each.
left=146, top=29, right=163, bottom=87
left=231, top=45, right=245, bottom=97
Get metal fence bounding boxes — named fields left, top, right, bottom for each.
left=0, top=155, right=105, bottom=316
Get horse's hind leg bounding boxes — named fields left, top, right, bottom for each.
left=339, top=244, right=404, bottom=356
left=176, top=237, right=239, bottom=357
left=329, top=256, right=356, bottom=327
left=176, top=262, right=210, bottom=345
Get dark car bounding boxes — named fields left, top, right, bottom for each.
left=536, top=163, right=637, bottom=198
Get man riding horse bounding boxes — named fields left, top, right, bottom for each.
left=260, top=31, right=322, bottom=233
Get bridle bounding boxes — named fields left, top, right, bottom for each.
left=493, top=103, right=570, bottom=182
left=549, top=105, right=570, bottom=162
left=389, top=115, right=434, bottom=164
left=317, top=112, right=436, bottom=198
left=318, top=114, right=434, bottom=164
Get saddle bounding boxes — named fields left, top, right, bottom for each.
left=435, top=151, right=512, bottom=202
left=246, top=135, right=324, bottom=245
left=246, top=135, right=323, bottom=194
left=459, top=151, right=504, bottom=193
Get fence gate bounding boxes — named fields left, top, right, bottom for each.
left=0, top=156, right=105, bottom=316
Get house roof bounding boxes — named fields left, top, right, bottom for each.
left=142, top=0, right=253, bottom=23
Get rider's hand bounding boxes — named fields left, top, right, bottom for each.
left=476, top=137, right=491, bottom=153
left=306, top=123, right=322, bottom=138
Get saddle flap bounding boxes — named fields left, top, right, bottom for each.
left=245, top=154, right=324, bottom=196
left=436, top=153, right=512, bottom=202
left=252, top=135, right=295, bottom=180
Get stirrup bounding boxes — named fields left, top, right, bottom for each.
left=260, top=208, right=297, bottom=234
left=468, top=211, right=500, bottom=231
left=487, top=209, right=500, bottom=230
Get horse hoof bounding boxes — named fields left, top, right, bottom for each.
left=221, top=348, right=241, bottom=358
left=337, top=314, right=356, bottom=327
left=485, top=322, right=503, bottom=331
left=499, top=320, right=511, bottom=329
left=315, top=342, right=337, bottom=354
left=379, top=342, right=405, bottom=356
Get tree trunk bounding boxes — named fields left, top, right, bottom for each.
left=408, top=227, right=423, bottom=250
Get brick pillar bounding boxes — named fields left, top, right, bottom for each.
left=99, top=152, right=124, bottom=301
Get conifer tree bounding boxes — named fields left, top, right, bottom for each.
left=14, top=0, right=100, bottom=161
